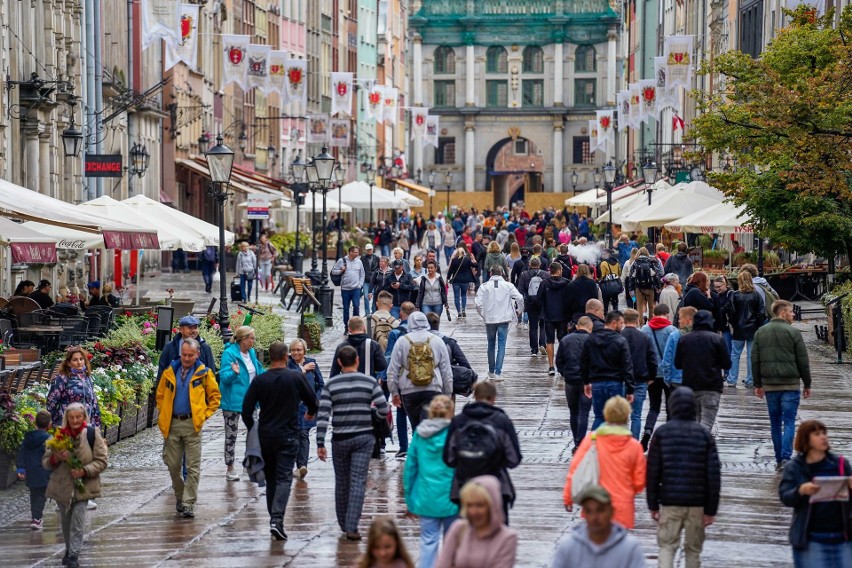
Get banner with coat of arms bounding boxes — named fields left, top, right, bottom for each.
left=330, top=119, right=351, bottom=147
left=596, top=110, right=614, bottom=150
left=617, top=91, right=630, bottom=129
left=654, top=56, right=672, bottom=108
left=424, top=115, right=440, bottom=148
left=141, top=0, right=180, bottom=49
left=221, top=35, right=250, bottom=90
left=266, top=50, right=288, bottom=97
left=284, top=58, right=308, bottom=108
left=382, top=86, right=399, bottom=125
left=164, top=4, right=200, bottom=71
left=410, top=107, right=429, bottom=141
left=246, top=44, right=271, bottom=92
left=629, top=83, right=642, bottom=128
left=308, top=115, right=329, bottom=144
left=330, top=72, right=354, bottom=117
left=588, top=120, right=602, bottom=152
left=638, top=79, right=657, bottom=122
left=365, top=83, right=383, bottom=121
left=664, top=35, right=694, bottom=89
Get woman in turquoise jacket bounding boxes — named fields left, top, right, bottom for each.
left=403, top=395, right=459, bottom=568
left=218, top=325, right=264, bottom=481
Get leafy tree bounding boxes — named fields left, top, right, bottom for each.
left=689, top=6, right=852, bottom=260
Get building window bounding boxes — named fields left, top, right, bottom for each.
left=522, top=80, right=544, bottom=106
left=575, top=79, right=596, bottom=107
left=434, top=46, right=456, bottom=74
left=573, top=137, right=595, bottom=164
left=436, top=137, right=456, bottom=165
left=739, top=0, right=763, bottom=58
left=522, top=45, right=544, bottom=73
left=575, top=45, right=596, bottom=72
left=486, top=46, right=508, bottom=73
left=514, top=139, right=528, bottom=155
left=486, top=80, right=508, bottom=107
left=434, top=80, right=456, bottom=107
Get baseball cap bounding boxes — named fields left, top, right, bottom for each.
left=365, top=243, right=374, bottom=250
left=178, top=315, right=201, bottom=326
left=392, top=259, right=404, bottom=268
left=576, top=485, right=612, bottom=505
left=86, top=281, right=101, bottom=289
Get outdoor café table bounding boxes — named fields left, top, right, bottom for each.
left=17, top=325, right=63, bottom=352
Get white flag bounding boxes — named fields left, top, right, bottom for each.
left=141, top=0, right=179, bottom=50
left=664, top=35, right=694, bottom=89
left=330, top=119, right=351, bottom=147
left=382, top=86, right=399, bottom=125
left=164, top=4, right=200, bottom=70
left=596, top=110, right=615, bottom=150
left=245, top=44, right=271, bottom=92
left=629, top=83, right=642, bottom=127
left=588, top=120, right=602, bottom=152
left=654, top=56, right=674, bottom=108
left=365, top=83, right=383, bottom=121
left=424, top=115, right=439, bottom=148
left=307, top=115, right=329, bottom=144
left=285, top=59, right=308, bottom=108
left=638, top=79, right=657, bottom=122
left=221, top=35, right=250, bottom=90
left=410, top=107, right=429, bottom=141
left=617, top=91, right=631, bottom=129
left=266, top=50, right=289, bottom=97
left=331, top=72, right=354, bottom=117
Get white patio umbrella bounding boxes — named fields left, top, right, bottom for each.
left=664, top=201, right=754, bottom=234
left=121, top=194, right=235, bottom=247
left=21, top=222, right=106, bottom=249
left=300, top=191, right=353, bottom=213
left=394, top=190, right=425, bottom=208
left=591, top=179, right=673, bottom=206
left=327, top=182, right=408, bottom=209
left=620, top=181, right=725, bottom=231
left=565, top=187, right=606, bottom=206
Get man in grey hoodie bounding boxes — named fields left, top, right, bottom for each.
left=551, top=485, right=646, bottom=567
left=387, top=311, right=453, bottom=429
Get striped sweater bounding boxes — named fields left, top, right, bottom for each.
left=316, top=372, right=389, bottom=448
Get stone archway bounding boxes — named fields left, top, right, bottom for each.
left=485, top=136, right=544, bottom=209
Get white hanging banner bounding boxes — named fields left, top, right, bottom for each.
left=629, top=83, right=643, bottom=127
left=330, top=119, right=351, bottom=147
left=410, top=107, right=429, bottom=141
left=588, top=120, right=602, bottom=152
left=266, top=50, right=289, bottom=97
left=424, top=115, right=440, bottom=148
left=246, top=44, right=271, bottom=92
left=365, top=83, right=383, bottom=121
left=664, top=35, right=694, bottom=89
left=617, top=91, right=631, bottom=129
left=639, top=79, right=657, bottom=122
left=222, top=35, right=250, bottom=90
left=285, top=59, right=308, bottom=108
left=307, top=115, right=329, bottom=144
left=596, top=110, right=615, bottom=150
left=654, top=56, right=673, bottom=108
left=330, top=72, right=354, bottom=117
left=142, top=0, right=180, bottom=50
left=382, top=86, right=399, bottom=125
left=164, top=4, right=200, bottom=71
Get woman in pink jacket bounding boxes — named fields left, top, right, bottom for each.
left=435, top=475, right=518, bottom=568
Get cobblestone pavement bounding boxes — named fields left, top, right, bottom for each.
left=0, top=269, right=847, bottom=567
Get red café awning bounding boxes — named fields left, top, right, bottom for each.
left=10, top=242, right=56, bottom=264
left=102, top=230, right=160, bottom=250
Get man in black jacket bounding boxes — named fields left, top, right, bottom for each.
left=581, top=310, right=634, bottom=430
left=329, top=317, right=388, bottom=378
left=583, top=299, right=607, bottom=332
left=157, top=316, right=218, bottom=381
left=555, top=317, right=593, bottom=451
left=382, top=259, right=416, bottom=314
left=426, top=312, right=471, bottom=369
left=443, top=380, right=521, bottom=524
left=517, top=257, right=549, bottom=357
left=537, top=262, right=573, bottom=376
left=663, top=241, right=694, bottom=286
left=621, top=309, right=659, bottom=440
left=360, top=244, right=380, bottom=315
left=509, top=247, right=531, bottom=286
left=674, top=310, right=731, bottom=432
left=242, top=341, right=320, bottom=541
left=712, top=275, right=734, bottom=383
left=646, top=387, right=721, bottom=568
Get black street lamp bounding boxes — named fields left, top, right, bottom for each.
left=291, top=151, right=307, bottom=271
left=428, top=170, right=436, bottom=216
left=306, top=161, right=320, bottom=273
left=571, top=170, right=579, bottom=192
left=444, top=171, right=454, bottom=215
left=129, top=142, right=150, bottom=178
left=61, top=100, right=83, bottom=158
left=334, top=163, right=347, bottom=260
left=642, top=161, right=659, bottom=206
left=205, top=134, right=236, bottom=342
left=602, top=162, right=617, bottom=248
left=366, top=166, right=377, bottom=230
left=314, top=146, right=336, bottom=325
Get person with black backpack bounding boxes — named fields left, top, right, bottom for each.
left=627, top=247, right=663, bottom=323
left=427, top=312, right=476, bottom=398
left=443, top=381, right=522, bottom=524
left=516, top=256, right=549, bottom=357
left=598, top=249, right=622, bottom=314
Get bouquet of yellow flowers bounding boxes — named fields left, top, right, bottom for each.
left=46, top=428, right=86, bottom=494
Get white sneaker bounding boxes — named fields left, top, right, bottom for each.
left=492, top=374, right=505, bottom=382
left=226, top=469, right=240, bottom=481
left=487, top=372, right=496, bottom=379
left=86, top=500, right=97, bottom=510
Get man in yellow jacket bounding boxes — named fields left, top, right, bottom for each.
left=156, top=338, right=221, bottom=518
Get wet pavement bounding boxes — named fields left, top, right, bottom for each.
left=0, top=267, right=847, bottom=567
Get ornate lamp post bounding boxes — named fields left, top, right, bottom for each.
left=444, top=171, right=454, bottom=215
left=313, top=146, right=336, bottom=325
left=603, top=162, right=617, bottom=248
left=428, top=170, right=436, bottom=216
left=642, top=161, right=659, bottom=206
left=205, top=135, right=236, bottom=341
left=571, top=170, right=579, bottom=192
left=366, top=165, right=377, bottom=230
left=291, top=152, right=307, bottom=271
left=306, top=161, right=320, bottom=274
left=334, top=163, right=347, bottom=260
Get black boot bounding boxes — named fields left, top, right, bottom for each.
left=66, top=555, right=79, bottom=568
left=640, top=431, right=652, bottom=452
left=62, top=550, right=69, bottom=566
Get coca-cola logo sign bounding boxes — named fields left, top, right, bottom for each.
left=58, top=239, right=87, bottom=249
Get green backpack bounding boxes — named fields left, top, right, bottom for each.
left=405, top=336, right=435, bottom=387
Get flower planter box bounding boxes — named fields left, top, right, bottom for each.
left=102, top=424, right=119, bottom=446
left=299, top=323, right=321, bottom=352
left=702, top=258, right=726, bottom=270
left=146, top=392, right=159, bottom=428
left=0, top=450, right=18, bottom=490
left=135, top=402, right=149, bottom=432
left=119, top=405, right=139, bottom=440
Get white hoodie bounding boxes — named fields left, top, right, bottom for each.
left=474, top=275, right=525, bottom=324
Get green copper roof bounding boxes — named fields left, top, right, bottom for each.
left=411, top=0, right=618, bottom=46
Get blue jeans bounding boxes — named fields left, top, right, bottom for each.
left=380, top=245, right=391, bottom=257
left=422, top=304, right=443, bottom=316
left=341, top=288, right=361, bottom=328
left=297, top=429, right=311, bottom=468
left=444, top=246, right=454, bottom=265
left=452, top=283, right=468, bottom=312
left=730, top=339, right=753, bottom=386
left=630, top=382, right=648, bottom=439
left=766, top=390, right=800, bottom=463
left=721, top=330, right=733, bottom=380
left=397, top=406, right=409, bottom=452
left=391, top=306, right=401, bottom=319
left=362, top=282, right=372, bottom=314
left=485, top=322, right=509, bottom=375
left=239, top=273, right=253, bottom=301
left=591, top=381, right=626, bottom=430
left=793, top=539, right=852, bottom=568
left=419, top=515, right=458, bottom=568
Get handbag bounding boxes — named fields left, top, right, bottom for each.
left=330, top=257, right=346, bottom=286
left=372, top=406, right=392, bottom=439
left=599, top=275, right=623, bottom=297
left=571, top=433, right=600, bottom=502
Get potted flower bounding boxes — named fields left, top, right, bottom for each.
left=0, top=392, right=34, bottom=489
left=299, top=312, right=325, bottom=352
left=702, top=249, right=727, bottom=269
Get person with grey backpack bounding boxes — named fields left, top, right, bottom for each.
left=517, top=257, right=549, bottom=357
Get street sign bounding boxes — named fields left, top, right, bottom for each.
left=85, top=154, right=123, bottom=177
left=247, top=194, right=270, bottom=220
